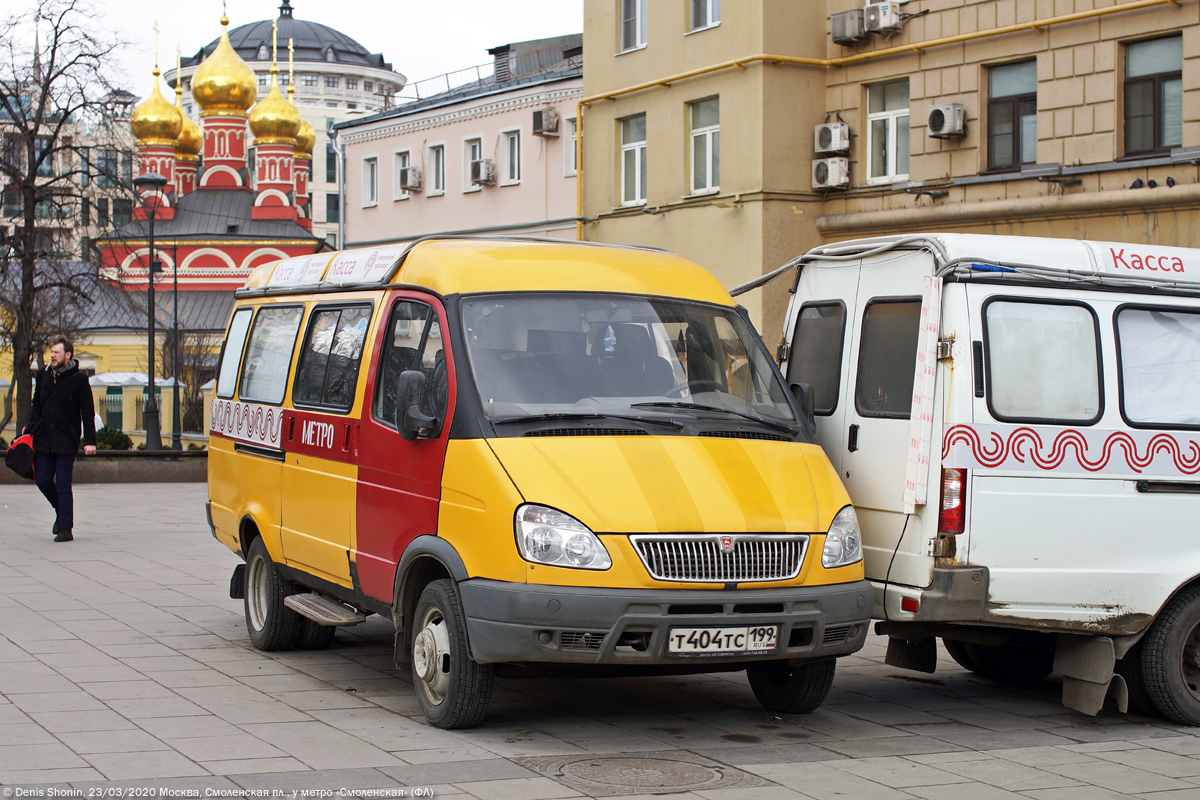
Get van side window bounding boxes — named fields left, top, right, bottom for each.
left=984, top=299, right=1101, bottom=424
left=786, top=303, right=845, bottom=414
left=856, top=299, right=920, bottom=418
left=216, top=308, right=253, bottom=399
left=238, top=306, right=303, bottom=405
left=1116, top=307, right=1200, bottom=427
left=374, top=301, right=433, bottom=428
left=293, top=304, right=372, bottom=412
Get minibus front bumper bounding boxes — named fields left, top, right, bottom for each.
left=457, top=579, right=873, bottom=665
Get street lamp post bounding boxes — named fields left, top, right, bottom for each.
left=171, top=243, right=181, bottom=451
left=133, top=172, right=167, bottom=451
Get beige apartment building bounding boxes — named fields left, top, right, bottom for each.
left=581, top=0, right=1200, bottom=334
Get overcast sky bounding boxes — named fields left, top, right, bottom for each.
left=10, top=0, right=583, bottom=100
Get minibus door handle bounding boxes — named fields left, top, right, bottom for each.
left=848, top=424, right=859, bottom=452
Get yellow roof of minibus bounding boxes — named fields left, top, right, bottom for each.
left=248, top=239, right=736, bottom=306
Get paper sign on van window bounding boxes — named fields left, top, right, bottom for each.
left=269, top=254, right=332, bottom=287
left=322, top=246, right=407, bottom=286
left=904, top=276, right=941, bottom=514
left=1085, top=240, right=1199, bottom=282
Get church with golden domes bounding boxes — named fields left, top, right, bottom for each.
left=96, top=11, right=322, bottom=293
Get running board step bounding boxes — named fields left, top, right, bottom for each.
left=284, top=593, right=367, bottom=626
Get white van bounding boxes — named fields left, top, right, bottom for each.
left=749, top=233, right=1200, bottom=723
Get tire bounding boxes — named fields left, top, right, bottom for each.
left=1138, top=585, right=1200, bottom=725
left=244, top=538, right=303, bottom=651
left=411, top=579, right=494, bottom=729
left=293, top=618, right=337, bottom=650
left=942, top=638, right=982, bottom=672
left=746, top=658, right=836, bottom=714
left=960, top=642, right=1054, bottom=682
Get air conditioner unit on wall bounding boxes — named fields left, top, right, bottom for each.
left=815, top=122, right=851, bottom=154
left=864, top=2, right=903, bottom=35
left=399, top=167, right=422, bottom=191
left=812, top=157, right=849, bottom=190
left=533, top=107, right=559, bottom=136
left=927, top=103, right=967, bottom=138
left=831, top=9, right=866, bottom=45
left=470, top=158, right=495, bottom=185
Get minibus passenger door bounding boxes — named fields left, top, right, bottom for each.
left=842, top=255, right=932, bottom=591
left=354, top=297, right=454, bottom=604
left=784, top=262, right=860, bottom=475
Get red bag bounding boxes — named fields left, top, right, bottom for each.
left=4, top=433, right=35, bottom=480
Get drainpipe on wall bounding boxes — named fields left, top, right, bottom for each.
left=328, top=125, right=345, bottom=249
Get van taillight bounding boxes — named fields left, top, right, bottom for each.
left=938, top=469, right=966, bottom=534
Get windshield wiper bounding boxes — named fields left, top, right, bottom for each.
left=630, top=402, right=799, bottom=437
left=493, top=412, right=685, bottom=431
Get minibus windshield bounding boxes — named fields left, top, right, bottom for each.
left=461, top=294, right=798, bottom=433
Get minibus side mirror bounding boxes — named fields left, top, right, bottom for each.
left=790, top=382, right=816, bottom=429
left=396, top=370, right=436, bottom=441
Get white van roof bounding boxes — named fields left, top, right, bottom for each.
left=732, top=233, right=1200, bottom=297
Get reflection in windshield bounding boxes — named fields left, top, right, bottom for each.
left=461, top=294, right=796, bottom=429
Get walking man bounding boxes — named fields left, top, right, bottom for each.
left=28, top=338, right=96, bottom=542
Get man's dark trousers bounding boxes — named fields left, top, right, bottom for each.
left=34, top=452, right=76, bottom=530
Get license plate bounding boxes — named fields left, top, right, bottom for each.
left=667, top=626, right=778, bottom=655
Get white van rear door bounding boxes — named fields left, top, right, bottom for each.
left=783, top=261, right=861, bottom=475
left=842, top=255, right=934, bottom=590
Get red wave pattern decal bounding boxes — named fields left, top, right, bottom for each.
left=942, top=425, right=1200, bottom=475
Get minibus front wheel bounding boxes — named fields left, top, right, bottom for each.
left=411, top=579, right=495, bottom=729
left=746, top=658, right=836, bottom=714
left=244, top=538, right=303, bottom=651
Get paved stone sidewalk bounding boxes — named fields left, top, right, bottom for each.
left=3, top=483, right=1200, bottom=798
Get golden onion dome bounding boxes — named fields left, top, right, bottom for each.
left=130, top=69, right=183, bottom=147
left=192, top=15, right=257, bottom=117
left=294, top=117, right=315, bottom=158
left=174, top=83, right=202, bottom=160
left=249, top=69, right=300, bottom=145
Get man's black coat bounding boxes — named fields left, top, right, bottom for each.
left=29, top=361, right=97, bottom=454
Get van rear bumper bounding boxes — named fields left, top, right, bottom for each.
left=458, top=579, right=873, bottom=665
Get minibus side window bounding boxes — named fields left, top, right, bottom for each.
left=1116, top=306, right=1200, bottom=427
left=856, top=299, right=921, bottom=418
left=374, top=300, right=434, bottom=429
left=293, top=304, right=372, bottom=412
left=984, top=299, right=1101, bottom=424
left=216, top=308, right=253, bottom=399
left=786, top=302, right=846, bottom=415
left=239, top=305, right=303, bottom=406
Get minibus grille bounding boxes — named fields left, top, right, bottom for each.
left=629, top=534, right=808, bottom=583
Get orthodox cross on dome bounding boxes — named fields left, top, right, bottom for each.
left=152, top=18, right=159, bottom=72
left=288, top=38, right=295, bottom=99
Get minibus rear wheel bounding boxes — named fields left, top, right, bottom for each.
left=244, top=538, right=303, bottom=651
left=411, top=579, right=495, bottom=729
left=1139, top=585, right=1200, bottom=725
left=746, top=658, right=835, bottom=714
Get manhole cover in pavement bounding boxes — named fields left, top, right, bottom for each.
left=515, top=750, right=773, bottom=797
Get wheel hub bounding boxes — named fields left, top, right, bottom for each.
left=413, top=629, right=440, bottom=683
left=413, top=614, right=452, bottom=704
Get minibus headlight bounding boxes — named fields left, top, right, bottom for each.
left=515, top=505, right=612, bottom=570
left=822, top=506, right=862, bottom=568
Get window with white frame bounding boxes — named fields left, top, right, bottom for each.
left=867, top=79, right=909, bottom=183
left=690, top=97, right=719, bottom=194
left=393, top=150, right=410, bottom=200
left=620, top=0, right=647, bottom=52
left=302, top=74, right=318, bottom=87
left=464, top=138, right=483, bottom=191
left=501, top=130, right=521, bottom=184
left=564, top=117, right=578, bottom=177
left=690, top=0, right=720, bottom=31
left=621, top=114, right=647, bottom=205
left=428, top=145, right=445, bottom=195
left=362, top=156, right=378, bottom=206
